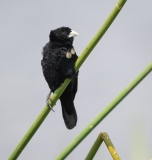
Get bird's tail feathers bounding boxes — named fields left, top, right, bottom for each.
left=60, top=99, right=77, bottom=129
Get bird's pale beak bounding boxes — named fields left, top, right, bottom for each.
left=68, top=30, right=79, bottom=38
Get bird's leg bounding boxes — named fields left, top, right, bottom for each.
left=46, top=91, right=55, bottom=112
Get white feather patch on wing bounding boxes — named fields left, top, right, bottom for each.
left=66, top=52, right=72, bottom=59
left=71, top=48, right=75, bottom=55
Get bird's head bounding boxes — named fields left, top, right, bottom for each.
left=49, top=27, right=79, bottom=44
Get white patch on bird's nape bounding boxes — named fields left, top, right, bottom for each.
left=71, top=48, right=75, bottom=55
left=66, top=52, right=72, bottom=59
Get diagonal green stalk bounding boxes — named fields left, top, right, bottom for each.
left=85, top=134, right=103, bottom=160
left=55, top=63, right=152, bottom=159
left=8, top=0, right=127, bottom=159
left=101, top=133, right=121, bottom=160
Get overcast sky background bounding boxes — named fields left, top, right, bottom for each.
left=0, top=0, right=152, bottom=159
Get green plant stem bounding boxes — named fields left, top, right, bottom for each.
left=85, top=132, right=121, bottom=160
left=55, top=63, right=152, bottom=159
left=75, top=0, right=127, bottom=71
left=8, top=0, right=126, bottom=159
left=85, top=134, right=103, bottom=160
left=101, top=133, right=120, bottom=160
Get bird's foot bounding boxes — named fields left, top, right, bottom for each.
left=46, top=92, right=55, bottom=112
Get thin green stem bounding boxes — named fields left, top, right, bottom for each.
left=85, top=132, right=121, bottom=160
left=85, top=134, right=103, bottom=160
left=100, top=133, right=121, bottom=160
left=75, top=0, right=127, bottom=71
left=8, top=0, right=127, bottom=159
left=55, top=63, right=152, bottom=159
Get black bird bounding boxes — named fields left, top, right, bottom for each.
left=41, top=27, right=79, bottom=129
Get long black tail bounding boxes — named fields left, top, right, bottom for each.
left=60, top=98, right=77, bottom=129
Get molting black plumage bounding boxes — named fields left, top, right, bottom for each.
left=41, top=27, right=79, bottom=129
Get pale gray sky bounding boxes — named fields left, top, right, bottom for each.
left=0, top=0, right=152, bottom=159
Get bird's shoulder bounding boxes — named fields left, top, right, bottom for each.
left=42, top=42, right=58, bottom=56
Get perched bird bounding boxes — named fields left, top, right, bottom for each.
left=41, top=27, right=79, bottom=129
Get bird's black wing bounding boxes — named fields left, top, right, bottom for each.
left=41, top=42, right=62, bottom=91
left=72, top=72, right=78, bottom=101
left=59, top=52, right=78, bottom=100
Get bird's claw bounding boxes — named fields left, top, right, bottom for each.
left=46, top=93, right=55, bottom=112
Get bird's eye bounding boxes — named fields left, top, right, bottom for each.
left=62, top=32, right=67, bottom=35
